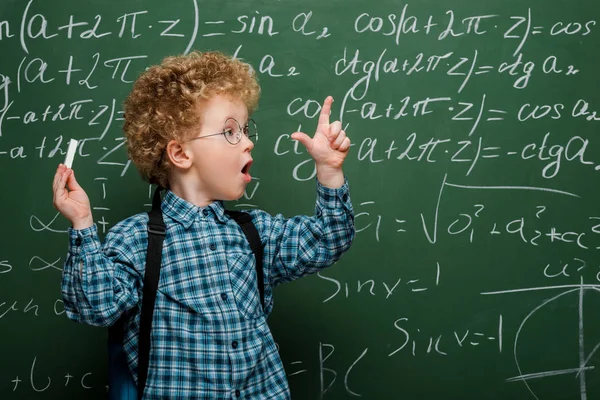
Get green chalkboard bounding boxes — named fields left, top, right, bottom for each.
left=1, top=0, right=600, bottom=398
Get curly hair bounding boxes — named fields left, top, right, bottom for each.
left=123, top=51, right=260, bottom=188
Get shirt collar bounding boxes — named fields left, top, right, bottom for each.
left=162, top=190, right=228, bottom=228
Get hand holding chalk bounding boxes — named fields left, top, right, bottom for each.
left=52, top=163, right=93, bottom=230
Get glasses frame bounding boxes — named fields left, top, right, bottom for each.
left=186, top=118, right=258, bottom=145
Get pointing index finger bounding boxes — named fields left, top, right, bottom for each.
left=318, top=96, right=333, bottom=127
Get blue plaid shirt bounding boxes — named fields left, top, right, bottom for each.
left=62, top=180, right=354, bottom=399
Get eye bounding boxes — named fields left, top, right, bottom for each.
left=223, top=118, right=241, bottom=138
left=223, top=128, right=236, bottom=138
left=242, top=125, right=249, bottom=137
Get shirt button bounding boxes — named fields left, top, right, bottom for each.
left=235, top=389, right=241, bottom=397
left=209, top=243, right=216, bottom=251
left=221, top=293, right=227, bottom=301
left=75, top=237, right=82, bottom=246
left=202, top=209, right=209, bottom=216
left=231, top=341, right=238, bottom=349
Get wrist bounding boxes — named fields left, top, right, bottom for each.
left=316, top=165, right=345, bottom=189
left=72, top=215, right=94, bottom=230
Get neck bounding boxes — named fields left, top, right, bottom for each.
left=169, top=176, right=214, bottom=208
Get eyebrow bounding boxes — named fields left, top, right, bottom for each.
left=223, top=116, right=249, bottom=124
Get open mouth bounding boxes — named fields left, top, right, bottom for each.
left=241, top=160, right=253, bottom=182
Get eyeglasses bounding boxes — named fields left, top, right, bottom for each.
left=187, top=118, right=258, bottom=145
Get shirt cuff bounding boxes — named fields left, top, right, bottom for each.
left=68, top=224, right=101, bottom=256
left=316, top=178, right=353, bottom=213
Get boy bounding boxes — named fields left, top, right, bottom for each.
left=52, top=51, right=354, bottom=399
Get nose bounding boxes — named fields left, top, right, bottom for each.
left=242, top=133, right=254, bottom=151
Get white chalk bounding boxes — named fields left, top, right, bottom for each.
left=64, top=139, right=79, bottom=169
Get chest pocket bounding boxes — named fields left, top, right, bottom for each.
left=226, top=251, right=262, bottom=320
left=157, top=251, right=217, bottom=317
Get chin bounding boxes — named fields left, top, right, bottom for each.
left=233, top=190, right=245, bottom=201
left=222, top=190, right=245, bottom=202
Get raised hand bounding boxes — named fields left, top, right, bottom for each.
left=52, top=164, right=94, bottom=230
left=291, top=96, right=351, bottom=170
left=291, top=96, right=350, bottom=188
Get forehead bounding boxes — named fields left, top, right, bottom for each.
left=197, top=94, right=248, bottom=127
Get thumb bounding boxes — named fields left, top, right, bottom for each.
left=66, top=169, right=83, bottom=192
left=291, top=132, right=312, bottom=151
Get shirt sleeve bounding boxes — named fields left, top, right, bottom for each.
left=62, top=223, right=142, bottom=327
left=264, top=179, right=355, bottom=287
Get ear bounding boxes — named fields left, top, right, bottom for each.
left=165, top=140, right=192, bottom=170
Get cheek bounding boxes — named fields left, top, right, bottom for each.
left=210, top=153, right=238, bottom=180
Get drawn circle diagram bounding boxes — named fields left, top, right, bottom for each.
left=511, top=284, right=600, bottom=399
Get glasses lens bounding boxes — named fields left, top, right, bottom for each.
left=245, top=119, right=258, bottom=142
left=222, top=118, right=257, bottom=144
left=223, top=118, right=242, bottom=144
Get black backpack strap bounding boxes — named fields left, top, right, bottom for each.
left=225, top=210, right=265, bottom=310
left=137, top=186, right=166, bottom=400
